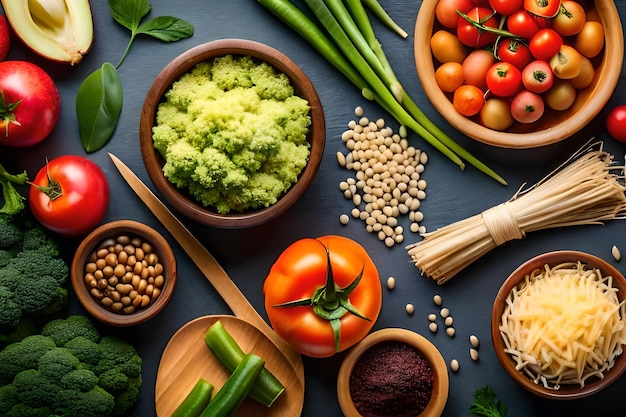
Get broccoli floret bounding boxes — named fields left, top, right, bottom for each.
left=0, top=384, right=18, bottom=414
left=41, top=315, right=100, bottom=347
left=54, top=386, right=115, bottom=417
left=6, top=403, right=52, bottom=417
left=95, top=336, right=142, bottom=379
left=0, top=316, right=142, bottom=416
left=0, top=214, right=69, bottom=339
left=0, top=287, right=21, bottom=329
left=0, top=335, right=55, bottom=383
left=0, top=215, right=23, bottom=249
left=60, top=369, right=98, bottom=392
left=38, top=347, right=79, bottom=380
left=64, top=336, right=102, bottom=366
left=13, top=369, right=60, bottom=408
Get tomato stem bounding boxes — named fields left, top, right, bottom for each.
left=32, top=160, right=63, bottom=201
left=457, top=10, right=518, bottom=39
left=0, top=91, right=23, bottom=137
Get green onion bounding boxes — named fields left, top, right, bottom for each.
left=171, top=378, right=214, bottom=417
left=204, top=320, right=285, bottom=407
left=257, top=0, right=507, bottom=185
left=362, top=0, right=408, bottom=39
left=199, top=353, right=265, bottom=417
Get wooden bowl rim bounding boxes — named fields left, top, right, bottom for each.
left=139, top=38, right=325, bottom=228
left=491, top=250, right=626, bottom=399
left=337, top=328, right=449, bottom=416
left=71, top=220, right=177, bottom=327
left=414, top=0, right=624, bottom=149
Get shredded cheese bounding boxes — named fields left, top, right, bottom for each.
left=499, top=262, right=626, bottom=389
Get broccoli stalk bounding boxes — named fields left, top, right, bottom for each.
left=0, top=163, right=28, bottom=215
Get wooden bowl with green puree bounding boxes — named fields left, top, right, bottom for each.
left=140, top=38, right=325, bottom=228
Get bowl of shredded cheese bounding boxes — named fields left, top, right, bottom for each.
left=492, top=251, right=626, bottom=399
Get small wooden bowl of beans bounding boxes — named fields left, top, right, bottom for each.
left=71, top=220, right=176, bottom=327
left=337, top=328, right=449, bottom=417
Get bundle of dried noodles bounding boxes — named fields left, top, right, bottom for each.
left=406, top=141, right=626, bottom=284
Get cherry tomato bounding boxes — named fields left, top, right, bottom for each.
left=497, top=38, right=531, bottom=70
left=549, top=44, right=581, bottom=79
left=544, top=79, right=576, bottom=111
left=575, top=21, right=605, bottom=58
left=28, top=155, right=110, bottom=237
left=511, top=89, right=544, bottom=123
left=462, top=49, right=496, bottom=90
left=435, top=62, right=465, bottom=92
left=528, top=28, right=563, bottom=60
left=457, top=7, right=499, bottom=48
left=571, top=55, right=595, bottom=89
left=606, top=105, right=626, bottom=142
left=552, top=1, right=586, bottom=36
left=524, top=0, right=562, bottom=18
left=522, top=60, right=554, bottom=93
left=431, top=30, right=470, bottom=64
left=264, top=236, right=382, bottom=358
left=436, top=0, right=475, bottom=28
left=479, top=98, right=514, bottom=130
left=453, top=84, right=485, bottom=116
left=0, top=61, right=61, bottom=147
left=489, top=0, right=523, bottom=15
left=507, top=10, right=541, bottom=38
left=486, top=61, right=523, bottom=97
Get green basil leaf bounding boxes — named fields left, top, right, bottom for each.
left=108, top=0, right=151, bottom=31
left=137, top=16, right=195, bottom=41
left=76, top=62, right=123, bottom=154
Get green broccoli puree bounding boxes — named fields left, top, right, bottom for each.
left=152, top=54, right=312, bottom=214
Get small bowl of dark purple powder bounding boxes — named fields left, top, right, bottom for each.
left=337, top=328, right=449, bottom=417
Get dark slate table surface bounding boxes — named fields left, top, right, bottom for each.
left=2, top=1, right=626, bottom=416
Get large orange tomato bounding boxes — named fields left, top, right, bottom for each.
left=264, top=235, right=382, bottom=358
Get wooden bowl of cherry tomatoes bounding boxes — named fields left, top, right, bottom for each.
left=414, top=0, right=623, bottom=148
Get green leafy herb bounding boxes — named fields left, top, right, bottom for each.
left=0, top=163, right=28, bottom=215
left=469, top=386, right=508, bottom=417
left=76, top=62, right=123, bottom=154
left=76, top=0, right=194, bottom=153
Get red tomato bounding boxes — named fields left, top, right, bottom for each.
left=522, top=60, right=554, bottom=93
left=457, top=7, right=499, bottom=48
left=0, top=61, right=61, bottom=147
left=510, top=89, right=544, bottom=123
left=436, top=0, right=474, bottom=28
left=606, top=105, right=626, bottom=142
left=524, top=0, right=561, bottom=18
left=506, top=10, right=541, bottom=38
left=264, top=236, right=382, bottom=358
left=489, top=0, right=523, bottom=15
left=453, top=84, right=485, bottom=116
left=486, top=61, right=523, bottom=97
left=528, top=28, right=563, bottom=60
left=28, top=155, right=110, bottom=237
left=462, top=49, right=496, bottom=90
left=0, top=15, right=9, bottom=61
left=497, top=38, right=531, bottom=70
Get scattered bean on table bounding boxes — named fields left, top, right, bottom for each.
left=612, top=245, right=621, bottom=262
left=84, top=234, right=165, bottom=314
left=336, top=107, right=428, bottom=247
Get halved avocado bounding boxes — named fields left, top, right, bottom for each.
left=1, top=0, right=94, bottom=65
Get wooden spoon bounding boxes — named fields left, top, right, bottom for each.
left=109, top=154, right=305, bottom=410
left=155, top=315, right=304, bottom=416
